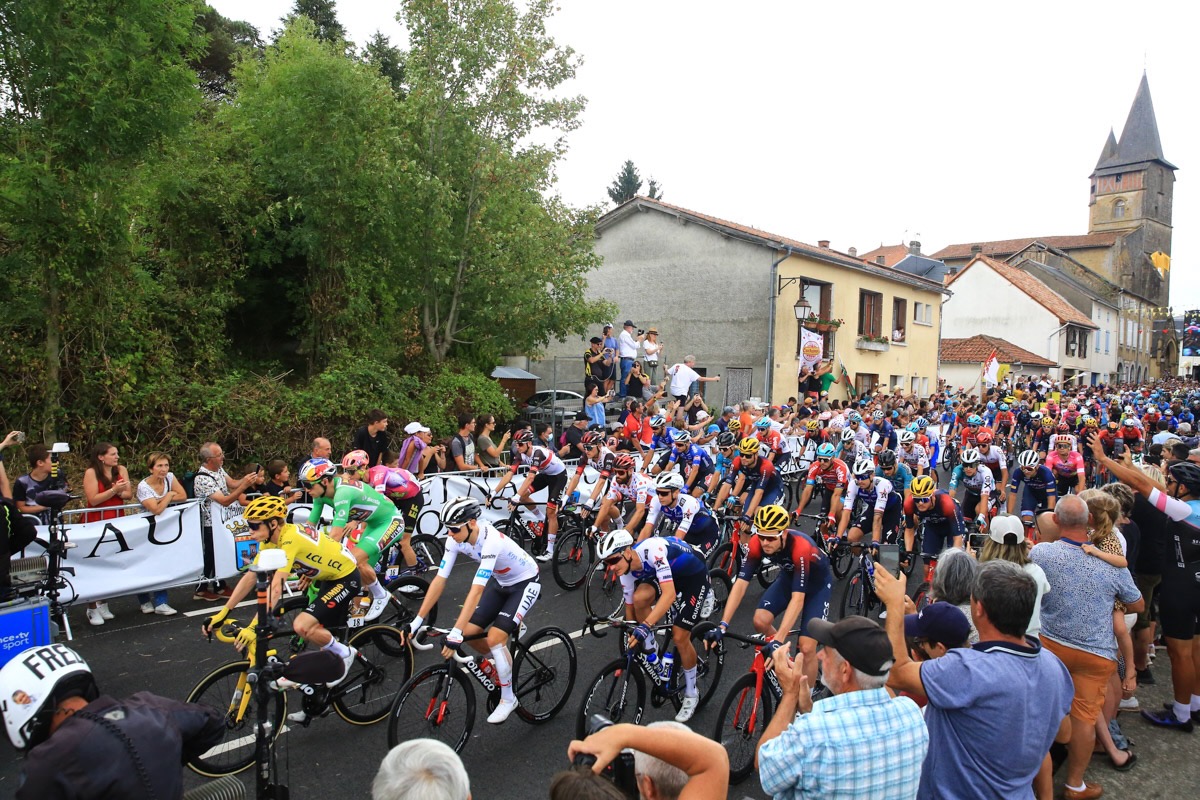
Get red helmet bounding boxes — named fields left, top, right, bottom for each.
left=975, top=430, right=993, bottom=445
left=613, top=454, right=635, bottom=472
left=580, top=431, right=604, bottom=447
left=1057, top=422, right=1070, bottom=433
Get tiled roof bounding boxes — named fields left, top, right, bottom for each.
left=945, top=254, right=1100, bottom=329
left=931, top=233, right=1118, bottom=261
left=939, top=335, right=1057, bottom=367
left=857, top=243, right=910, bottom=267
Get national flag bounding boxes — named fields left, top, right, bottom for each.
left=838, top=356, right=856, bottom=399
left=982, top=349, right=1000, bottom=386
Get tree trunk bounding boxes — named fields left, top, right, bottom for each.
left=42, top=269, right=61, bottom=442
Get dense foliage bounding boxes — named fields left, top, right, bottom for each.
left=0, top=0, right=612, bottom=466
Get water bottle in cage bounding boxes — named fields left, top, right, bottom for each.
left=660, top=651, right=674, bottom=681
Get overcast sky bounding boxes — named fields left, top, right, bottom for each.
left=211, top=0, right=1197, bottom=310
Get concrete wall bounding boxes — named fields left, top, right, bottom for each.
left=940, top=362, right=988, bottom=394
left=528, top=208, right=774, bottom=405
left=1089, top=302, right=1119, bottom=379
left=943, top=267, right=1059, bottom=363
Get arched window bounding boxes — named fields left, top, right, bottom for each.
left=1113, top=198, right=1126, bottom=219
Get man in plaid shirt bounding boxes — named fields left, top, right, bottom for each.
left=756, top=617, right=928, bottom=799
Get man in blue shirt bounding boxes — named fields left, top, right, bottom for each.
left=876, top=561, right=1074, bottom=800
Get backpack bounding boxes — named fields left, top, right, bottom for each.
left=180, top=470, right=200, bottom=499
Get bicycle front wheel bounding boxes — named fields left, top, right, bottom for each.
left=387, top=664, right=476, bottom=753
left=334, top=625, right=414, bottom=724
left=186, top=660, right=286, bottom=777
left=512, top=626, right=578, bottom=723
left=576, top=658, right=646, bottom=738
left=409, top=534, right=444, bottom=569
left=670, top=622, right=724, bottom=709
left=551, top=529, right=591, bottom=591
left=756, top=554, right=782, bottom=589
left=584, top=559, right=625, bottom=621
left=829, top=543, right=853, bottom=580
left=714, top=672, right=775, bottom=784
left=388, top=575, right=438, bottom=629
left=840, top=568, right=869, bottom=619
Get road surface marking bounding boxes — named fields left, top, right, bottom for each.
left=200, top=724, right=290, bottom=758
left=184, top=600, right=258, bottom=618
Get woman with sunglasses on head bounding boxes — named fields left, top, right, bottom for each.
left=406, top=497, right=541, bottom=724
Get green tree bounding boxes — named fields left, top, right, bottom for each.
left=284, top=0, right=347, bottom=45
left=192, top=5, right=263, bottom=99
left=607, top=159, right=661, bottom=204
left=397, top=0, right=612, bottom=364
left=362, top=31, right=405, bottom=95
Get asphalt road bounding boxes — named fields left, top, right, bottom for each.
left=2, top=495, right=1196, bottom=799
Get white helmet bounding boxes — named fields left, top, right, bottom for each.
left=596, top=529, right=634, bottom=560
left=960, top=448, right=981, bottom=465
left=1030, top=411, right=1043, bottom=421
left=0, top=644, right=99, bottom=751
left=1017, top=450, right=1040, bottom=468
left=655, top=472, right=685, bottom=492
left=840, top=428, right=856, bottom=443
left=898, top=431, right=916, bottom=445
left=852, top=458, right=875, bottom=478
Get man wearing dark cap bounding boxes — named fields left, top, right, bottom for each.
left=617, top=320, right=644, bottom=399
left=905, top=602, right=971, bottom=661
left=559, top=412, right=590, bottom=461
left=756, top=617, right=928, bottom=799
left=584, top=337, right=606, bottom=400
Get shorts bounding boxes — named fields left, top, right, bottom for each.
left=350, top=515, right=405, bottom=568
left=394, top=494, right=424, bottom=531
left=1040, top=637, right=1116, bottom=724
left=850, top=501, right=901, bottom=542
left=961, top=491, right=985, bottom=520
left=469, top=577, right=541, bottom=634
left=668, top=570, right=711, bottom=632
left=1132, top=571, right=1162, bottom=630
left=681, top=515, right=719, bottom=557
left=1157, top=574, right=1200, bottom=640
left=1054, top=475, right=1077, bottom=497
left=921, top=522, right=960, bottom=558
left=684, top=463, right=714, bottom=491
left=530, top=471, right=569, bottom=510
left=1017, top=488, right=1050, bottom=517
left=757, top=565, right=832, bottom=638
left=304, top=569, right=363, bottom=629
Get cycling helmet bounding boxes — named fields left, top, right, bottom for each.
left=906, top=422, right=919, bottom=433
left=1017, top=450, right=1040, bottom=468
left=753, top=504, right=791, bottom=534
left=878, top=449, right=897, bottom=469
left=848, top=412, right=863, bottom=423
left=671, top=429, right=692, bottom=445
left=440, top=496, right=482, bottom=528
left=1084, top=416, right=1098, bottom=427
left=819, top=410, right=832, bottom=421
left=528, top=446, right=554, bottom=469
left=960, top=448, right=981, bottom=465
left=828, top=418, right=844, bottom=432
left=975, top=430, right=993, bottom=445
left=986, top=401, right=996, bottom=410
left=852, top=457, right=875, bottom=478
left=596, top=529, right=634, bottom=560
left=805, top=419, right=821, bottom=432
left=738, top=437, right=760, bottom=456
left=1041, top=417, right=1054, bottom=428
left=998, top=403, right=1009, bottom=412
left=816, top=442, right=836, bottom=459
left=298, top=458, right=338, bottom=485
left=967, top=415, right=983, bottom=426
left=1004, top=396, right=1016, bottom=405
left=1168, top=462, right=1200, bottom=495
left=1067, top=402, right=1078, bottom=411
left=1030, top=411, right=1044, bottom=421
left=898, top=431, right=916, bottom=445
left=910, top=475, right=936, bottom=499
left=340, top=449, right=369, bottom=471
left=916, top=417, right=929, bottom=429
left=1054, top=435, right=1073, bottom=448
left=872, top=410, right=885, bottom=421
left=841, top=428, right=857, bottom=443
left=612, top=454, right=636, bottom=472
left=245, top=495, right=288, bottom=522
left=754, top=418, right=771, bottom=430
left=655, top=471, right=685, bottom=492
left=649, top=415, right=666, bottom=429
left=715, top=431, right=737, bottom=448
left=513, top=429, right=535, bottom=444
left=0, top=643, right=99, bottom=751
left=580, top=431, right=604, bottom=447
left=1122, top=418, right=1137, bottom=428
left=1056, top=422, right=1070, bottom=433
left=728, top=419, right=742, bottom=432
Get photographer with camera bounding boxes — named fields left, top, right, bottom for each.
left=617, top=321, right=645, bottom=399
left=558, top=718, right=728, bottom=800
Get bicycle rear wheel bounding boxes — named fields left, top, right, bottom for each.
left=186, top=661, right=286, bottom=777
left=334, top=625, right=414, bottom=724
left=576, top=658, right=646, bottom=738
left=551, top=529, right=591, bottom=591
left=387, top=664, right=476, bottom=753
left=388, top=575, right=438, bottom=628
left=706, top=541, right=740, bottom=578
left=583, top=559, right=625, bottom=621
left=706, top=569, right=731, bottom=620
left=714, top=672, right=774, bottom=784
left=512, top=626, right=578, bottom=723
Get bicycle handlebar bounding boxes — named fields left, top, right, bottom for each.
left=412, top=626, right=489, bottom=659
left=719, top=627, right=803, bottom=649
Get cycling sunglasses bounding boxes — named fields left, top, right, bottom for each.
left=446, top=523, right=469, bottom=534
left=603, top=554, right=625, bottom=566
left=817, top=457, right=832, bottom=463
left=655, top=489, right=674, bottom=497
left=753, top=528, right=785, bottom=539
left=914, top=496, right=933, bottom=504
left=247, top=521, right=266, bottom=531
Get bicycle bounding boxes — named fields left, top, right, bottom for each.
left=711, top=627, right=800, bottom=783
left=582, top=553, right=731, bottom=625
left=386, top=624, right=578, bottom=753
left=940, top=437, right=959, bottom=471
left=550, top=503, right=598, bottom=591
left=493, top=499, right=583, bottom=561
left=839, top=540, right=883, bottom=620
left=575, top=616, right=724, bottom=738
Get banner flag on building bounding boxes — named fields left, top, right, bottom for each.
left=798, top=328, right=824, bottom=372
left=838, top=355, right=857, bottom=398
left=982, top=349, right=1000, bottom=386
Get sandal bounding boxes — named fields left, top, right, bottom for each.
left=1109, top=750, right=1137, bottom=772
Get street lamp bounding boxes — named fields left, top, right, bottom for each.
left=794, top=294, right=812, bottom=320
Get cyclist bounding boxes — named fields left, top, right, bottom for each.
left=845, top=412, right=869, bottom=447
left=836, top=458, right=902, bottom=549
left=340, top=449, right=370, bottom=483
left=596, top=529, right=712, bottom=722
left=974, top=429, right=1009, bottom=492
left=407, top=497, right=540, bottom=724
left=640, top=472, right=720, bottom=556
left=876, top=449, right=913, bottom=500
left=1006, top=449, right=1058, bottom=528
left=793, top=442, right=850, bottom=536
left=752, top=417, right=783, bottom=465
left=958, top=414, right=988, bottom=450
left=593, top=453, right=653, bottom=533
left=564, top=431, right=615, bottom=511
left=300, top=458, right=400, bottom=622
left=705, top=431, right=740, bottom=496
left=1032, top=416, right=1056, bottom=457
left=835, top=427, right=871, bottom=465
left=1077, top=415, right=1101, bottom=484
left=202, top=495, right=361, bottom=686
left=707, top=504, right=832, bottom=687
left=711, top=437, right=785, bottom=526
left=947, top=448, right=996, bottom=532
left=993, top=402, right=1016, bottom=447
left=658, top=429, right=715, bottom=496
left=490, top=430, right=569, bottom=562
left=1045, top=434, right=1085, bottom=497
left=896, top=430, right=930, bottom=477
left=867, top=409, right=897, bottom=456
left=366, top=461, right=426, bottom=576
left=901, top=475, right=965, bottom=570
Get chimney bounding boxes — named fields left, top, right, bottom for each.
left=875, top=255, right=886, bottom=265
left=848, top=247, right=857, bottom=258
left=947, top=267, right=959, bottom=276
left=970, top=245, right=982, bottom=255
left=908, top=240, right=922, bottom=255
left=818, top=240, right=830, bottom=249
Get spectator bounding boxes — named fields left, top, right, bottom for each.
left=548, top=770, right=625, bottom=800
left=904, top=601, right=972, bottom=663
left=642, top=327, right=662, bottom=385
left=622, top=402, right=653, bottom=461
left=474, top=415, right=509, bottom=470
left=624, top=360, right=653, bottom=402
left=12, top=444, right=60, bottom=525
left=930, top=548, right=979, bottom=645
left=632, top=721, right=702, bottom=800
left=372, top=739, right=470, bottom=800
left=297, top=437, right=332, bottom=503
left=536, top=422, right=556, bottom=450
left=1030, top=494, right=1143, bottom=799
left=617, top=320, right=644, bottom=398
left=566, top=720, right=728, bottom=800
left=352, top=409, right=391, bottom=468
left=134, top=451, right=186, bottom=616
left=232, top=462, right=266, bottom=506
left=1, top=494, right=37, bottom=601
left=977, top=514, right=1051, bottom=637
left=559, top=412, right=590, bottom=462
left=584, top=380, right=612, bottom=429
left=601, top=324, right=619, bottom=394
left=876, top=562, right=1073, bottom=800
left=716, top=406, right=735, bottom=433
left=193, top=442, right=258, bottom=603
left=262, top=459, right=303, bottom=504
left=449, top=413, right=480, bottom=473
left=81, top=442, right=132, bottom=626
left=0, top=430, right=21, bottom=499
left=398, top=422, right=438, bottom=479
left=756, top=621, right=928, bottom=800
left=666, top=356, right=720, bottom=405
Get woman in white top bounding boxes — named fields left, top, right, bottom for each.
left=135, top=451, right=187, bottom=615
left=977, top=514, right=1050, bottom=637
left=641, top=328, right=662, bottom=385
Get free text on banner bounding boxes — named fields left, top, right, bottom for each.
left=27, top=501, right=206, bottom=605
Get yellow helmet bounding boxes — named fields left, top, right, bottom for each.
left=245, top=495, right=288, bottom=522
left=739, top=437, right=760, bottom=456
left=805, top=419, right=820, bottom=431
left=753, top=504, right=790, bottom=534
left=910, top=475, right=936, bottom=499
left=729, top=419, right=742, bottom=432
left=1041, top=417, right=1053, bottom=428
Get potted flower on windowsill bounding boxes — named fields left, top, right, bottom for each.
left=802, top=314, right=843, bottom=334
left=856, top=334, right=890, bottom=351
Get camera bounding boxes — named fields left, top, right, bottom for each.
left=574, top=714, right=638, bottom=799
left=637, top=329, right=645, bottom=336
left=49, top=442, right=70, bottom=483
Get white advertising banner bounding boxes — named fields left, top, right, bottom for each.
left=799, top=328, right=824, bottom=371
left=28, top=501, right=208, bottom=605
